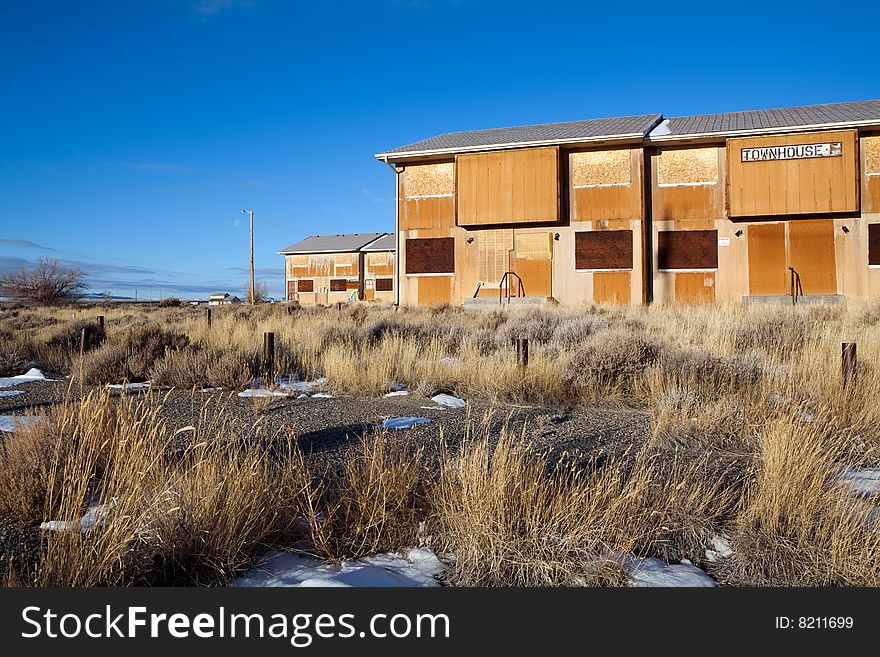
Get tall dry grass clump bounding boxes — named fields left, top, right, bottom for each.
left=3, top=391, right=307, bottom=586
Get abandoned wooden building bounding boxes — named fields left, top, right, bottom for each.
left=278, top=233, right=395, bottom=304
left=375, top=99, right=880, bottom=306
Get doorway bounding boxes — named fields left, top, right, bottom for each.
left=747, top=219, right=837, bottom=296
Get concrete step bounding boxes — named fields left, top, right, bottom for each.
left=743, top=294, right=844, bottom=306
left=463, top=296, right=556, bottom=310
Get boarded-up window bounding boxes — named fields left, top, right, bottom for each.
left=405, top=237, right=455, bottom=274
left=405, top=163, right=454, bottom=198
left=456, top=146, right=559, bottom=226
left=658, top=230, right=718, bottom=270
left=297, top=279, right=314, bottom=293
left=657, top=148, right=719, bottom=186
left=571, top=150, right=631, bottom=187
left=514, top=232, right=552, bottom=260
left=869, top=224, right=880, bottom=265
left=866, top=136, right=880, bottom=175
left=477, top=229, right=513, bottom=286
left=286, top=280, right=296, bottom=299
left=330, top=279, right=347, bottom=292
left=575, top=231, right=633, bottom=270
left=376, top=278, right=394, bottom=291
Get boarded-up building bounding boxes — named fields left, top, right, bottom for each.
left=376, top=99, right=880, bottom=305
left=278, top=233, right=395, bottom=305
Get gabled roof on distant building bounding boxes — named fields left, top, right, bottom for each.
left=278, top=233, right=392, bottom=255
left=649, top=99, right=880, bottom=140
left=360, top=233, right=396, bottom=251
left=376, top=114, right=663, bottom=160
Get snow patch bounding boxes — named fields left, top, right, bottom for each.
left=0, top=390, right=26, bottom=398
left=705, top=535, right=734, bottom=563
left=837, top=466, right=880, bottom=498
left=238, top=388, right=288, bottom=398
left=230, top=548, right=446, bottom=588
left=311, top=392, right=334, bottom=399
left=40, top=502, right=111, bottom=533
left=276, top=375, right=328, bottom=393
left=107, top=381, right=151, bottom=391
left=623, top=555, right=716, bottom=587
left=431, top=393, right=466, bottom=409
left=379, top=417, right=432, bottom=430
left=0, top=415, right=42, bottom=433
left=384, top=390, right=409, bottom=398
left=0, top=368, right=53, bottom=389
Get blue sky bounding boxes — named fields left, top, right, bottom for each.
left=1, top=0, right=878, bottom=299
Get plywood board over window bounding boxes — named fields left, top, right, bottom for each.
left=571, top=150, right=631, bottom=187
left=727, top=129, right=859, bottom=217
left=404, top=162, right=454, bottom=198
left=297, top=279, right=314, bottom=293
left=658, top=230, right=718, bottom=270
left=405, top=237, right=455, bottom=274
left=330, top=279, right=347, bottom=292
left=657, top=148, right=719, bottom=186
left=376, top=278, right=394, bottom=291
left=456, top=146, right=560, bottom=226
left=866, top=136, right=880, bottom=175
left=477, top=229, right=513, bottom=286
left=575, top=230, right=633, bottom=270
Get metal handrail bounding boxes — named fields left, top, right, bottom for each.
left=788, top=266, right=803, bottom=305
left=499, top=271, right=524, bottom=303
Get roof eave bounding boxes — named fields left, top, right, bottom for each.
left=648, top=118, right=880, bottom=143
left=374, top=132, right=652, bottom=161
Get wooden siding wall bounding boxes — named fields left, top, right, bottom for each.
left=727, top=129, right=859, bottom=217
left=862, top=134, right=880, bottom=214
left=456, top=146, right=560, bottom=226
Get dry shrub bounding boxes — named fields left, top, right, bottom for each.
left=150, top=348, right=249, bottom=390
left=717, top=414, right=880, bottom=586
left=430, top=431, right=738, bottom=586
left=306, top=433, right=425, bottom=560
left=731, top=310, right=807, bottom=356
left=0, top=346, right=29, bottom=377
left=47, top=319, right=105, bottom=351
left=82, top=325, right=188, bottom=383
left=562, top=329, right=660, bottom=399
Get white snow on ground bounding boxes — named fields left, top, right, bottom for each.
left=230, top=548, right=446, bottom=588
left=200, top=387, right=219, bottom=393
left=311, top=392, right=333, bottom=399
left=420, top=406, right=445, bottom=411
left=705, top=535, right=734, bottom=563
left=0, top=368, right=53, bottom=389
left=837, top=466, right=880, bottom=498
left=40, top=502, right=111, bottom=532
left=384, top=390, right=409, bottom=397
left=238, top=388, right=288, bottom=398
left=106, top=381, right=151, bottom=391
left=0, top=415, right=42, bottom=433
left=431, top=393, right=466, bottom=409
left=0, top=390, right=26, bottom=398
left=379, top=417, right=432, bottom=430
left=276, top=375, right=328, bottom=392
left=296, top=394, right=308, bottom=400
left=623, top=555, right=716, bottom=587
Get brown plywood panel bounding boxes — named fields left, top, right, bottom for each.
left=727, top=130, right=859, bottom=217
left=789, top=220, right=837, bottom=295
left=405, top=237, right=455, bottom=274
left=575, top=230, right=633, bottom=270
left=657, top=230, right=718, bottom=270
left=512, top=258, right=552, bottom=297
left=864, top=176, right=880, bottom=214
left=514, top=231, right=552, bottom=260
left=477, top=229, right=513, bottom=286
left=330, top=279, right=347, bottom=292
left=401, top=197, right=455, bottom=231
left=366, top=251, right=395, bottom=276
left=297, top=279, right=314, bottom=293
left=869, top=224, right=880, bottom=266
left=675, top=271, right=716, bottom=304
left=417, top=275, right=452, bottom=306
left=653, top=184, right=717, bottom=225
left=375, top=278, right=394, bottom=292
left=593, top=271, right=631, bottom=305
left=747, top=223, right=787, bottom=296
left=571, top=149, right=631, bottom=186
left=456, top=146, right=559, bottom=226
left=657, top=148, right=719, bottom=185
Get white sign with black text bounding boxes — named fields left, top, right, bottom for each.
left=741, top=142, right=842, bottom=163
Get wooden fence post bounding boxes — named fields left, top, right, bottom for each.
left=96, top=315, right=104, bottom=330
left=206, top=308, right=212, bottom=327
left=842, top=342, right=857, bottom=387
left=264, top=331, right=275, bottom=384
left=516, top=338, right=529, bottom=368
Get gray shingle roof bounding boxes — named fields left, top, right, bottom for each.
left=377, top=113, right=663, bottom=158
left=658, top=99, right=880, bottom=138
left=360, top=233, right=396, bottom=251
left=278, top=233, right=388, bottom=254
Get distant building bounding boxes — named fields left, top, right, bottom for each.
left=208, top=293, right=242, bottom=306
left=278, top=233, right=395, bottom=305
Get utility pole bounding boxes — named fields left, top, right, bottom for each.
left=242, top=208, right=255, bottom=304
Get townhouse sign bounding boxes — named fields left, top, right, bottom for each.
left=741, top=141, right=843, bottom=163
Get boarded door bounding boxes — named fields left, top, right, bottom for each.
left=748, top=223, right=787, bottom=295
left=417, top=276, right=452, bottom=306
left=789, top=220, right=837, bottom=295
left=594, top=272, right=631, bottom=304
left=675, top=272, right=715, bottom=304
left=512, top=232, right=552, bottom=297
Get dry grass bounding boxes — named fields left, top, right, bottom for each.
left=2, top=300, right=880, bottom=586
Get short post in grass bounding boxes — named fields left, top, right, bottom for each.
left=96, top=315, right=104, bottom=330
left=516, top=337, right=529, bottom=368
left=79, top=327, right=89, bottom=358
left=206, top=308, right=212, bottom=327
left=842, top=342, right=857, bottom=387
left=263, top=331, right=275, bottom=384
